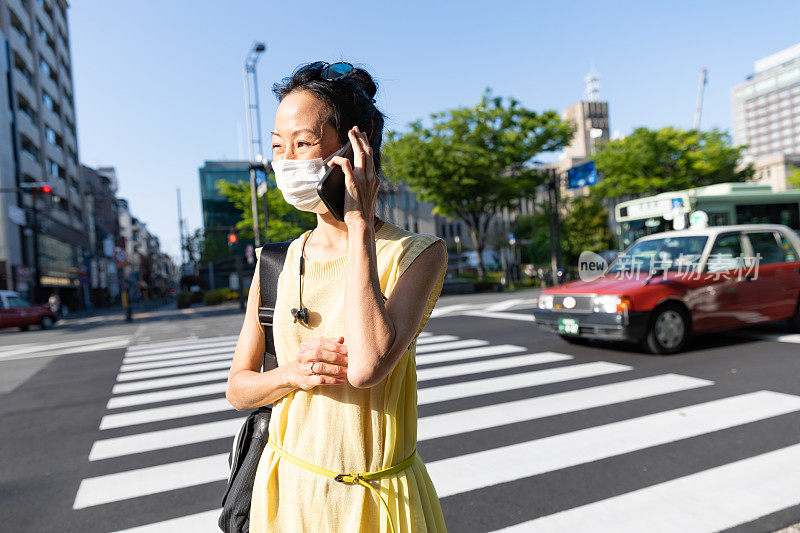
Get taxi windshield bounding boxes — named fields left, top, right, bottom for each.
left=608, top=236, right=708, bottom=274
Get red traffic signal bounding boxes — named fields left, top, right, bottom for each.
left=41, top=185, right=52, bottom=194
left=227, top=233, right=238, bottom=245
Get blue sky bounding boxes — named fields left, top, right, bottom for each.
left=69, top=0, right=800, bottom=260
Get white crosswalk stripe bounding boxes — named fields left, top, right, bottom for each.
left=0, top=335, right=132, bottom=361
left=73, top=332, right=800, bottom=532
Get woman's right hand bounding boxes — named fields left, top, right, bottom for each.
left=287, top=336, right=349, bottom=390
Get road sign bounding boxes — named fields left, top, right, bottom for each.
left=567, top=161, right=598, bottom=189
left=245, top=244, right=255, bottom=265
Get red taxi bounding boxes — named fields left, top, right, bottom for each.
left=0, top=290, right=58, bottom=331
left=532, top=225, right=800, bottom=354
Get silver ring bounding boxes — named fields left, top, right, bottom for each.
left=310, top=361, right=318, bottom=375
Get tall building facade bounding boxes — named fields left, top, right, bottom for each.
left=199, top=160, right=256, bottom=257
left=0, top=0, right=84, bottom=306
left=732, top=42, right=800, bottom=162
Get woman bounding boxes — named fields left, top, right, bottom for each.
left=225, top=61, right=449, bottom=532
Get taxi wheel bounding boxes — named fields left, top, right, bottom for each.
left=560, top=335, right=589, bottom=345
left=643, top=304, right=689, bottom=355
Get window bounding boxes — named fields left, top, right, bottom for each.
left=777, top=232, right=799, bottom=261
left=16, top=93, right=37, bottom=123
left=46, top=158, right=63, bottom=179
left=13, top=53, right=33, bottom=85
left=707, top=233, right=745, bottom=272
left=42, top=91, right=60, bottom=114
left=21, top=135, right=39, bottom=161
left=39, top=57, right=57, bottom=83
left=747, top=232, right=786, bottom=264
left=10, top=9, right=31, bottom=49
left=7, top=296, right=31, bottom=308
left=45, top=126, right=63, bottom=149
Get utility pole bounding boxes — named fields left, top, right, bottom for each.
left=177, top=187, right=185, bottom=266
left=693, top=68, right=708, bottom=130
left=243, top=42, right=267, bottom=247
left=546, top=169, right=563, bottom=286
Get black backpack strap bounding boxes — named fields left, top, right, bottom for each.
left=257, top=241, right=291, bottom=372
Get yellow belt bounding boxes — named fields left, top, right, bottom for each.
left=267, top=436, right=416, bottom=533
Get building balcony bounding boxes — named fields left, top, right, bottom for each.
left=7, top=0, right=32, bottom=29
left=11, top=69, right=37, bottom=105
left=8, top=31, right=34, bottom=68
left=19, top=154, right=43, bottom=181
left=15, top=113, right=40, bottom=145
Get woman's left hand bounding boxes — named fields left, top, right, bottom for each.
left=327, top=126, right=379, bottom=227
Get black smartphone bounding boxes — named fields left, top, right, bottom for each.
left=317, top=140, right=354, bottom=222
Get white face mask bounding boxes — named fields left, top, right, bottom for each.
left=272, top=157, right=330, bottom=214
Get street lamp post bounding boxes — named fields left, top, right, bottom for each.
left=454, top=234, right=462, bottom=276
left=243, top=42, right=266, bottom=248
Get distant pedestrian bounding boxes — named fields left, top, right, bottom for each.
left=226, top=61, right=449, bottom=532
left=48, top=291, right=61, bottom=318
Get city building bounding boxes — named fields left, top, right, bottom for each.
left=81, top=164, right=120, bottom=307
left=199, top=160, right=256, bottom=256
left=0, top=0, right=84, bottom=307
left=732, top=42, right=800, bottom=163
left=749, top=152, right=800, bottom=192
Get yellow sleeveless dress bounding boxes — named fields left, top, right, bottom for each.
left=250, top=221, right=448, bottom=532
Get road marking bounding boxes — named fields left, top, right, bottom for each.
left=415, top=335, right=460, bottom=345
left=73, top=453, right=229, bottom=509
left=485, top=298, right=525, bottom=311
left=753, top=333, right=800, bottom=344
left=419, top=362, right=631, bottom=404
left=107, top=382, right=229, bottom=409
left=462, top=310, right=535, bottom=322
left=417, top=352, right=571, bottom=382
left=112, top=370, right=230, bottom=394
left=111, top=509, right=222, bottom=532
left=99, top=398, right=234, bottom=430
left=123, top=345, right=237, bottom=363
left=0, top=338, right=131, bottom=361
left=126, top=336, right=237, bottom=356
left=416, top=339, right=490, bottom=353
left=418, top=374, right=712, bottom=441
left=120, top=353, right=232, bottom=372
left=417, top=344, right=528, bottom=365
left=90, top=418, right=245, bottom=460
left=496, top=442, right=800, bottom=533
left=427, top=391, right=800, bottom=498
left=0, top=335, right=128, bottom=353
left=430, top=304, right=482, bottom=318
left=116, top=360, right=232, bottom=382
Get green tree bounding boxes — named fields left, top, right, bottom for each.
left=215, top=178, right=316, bottom=245
left=788, top=166, right=800, bottom=189
left=591, top=127, right=753, bottom=199
left=382, top=89, right=575, bottom=279
left=516, top=208, right=552, bottom=265
left=562, top=196, right=615, bottom=265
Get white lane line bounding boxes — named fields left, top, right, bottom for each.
left=418, top=332, right=432, bottom=337
left=754, top=333, right=800, bottom=344
left=428, top=391, right=800, bottom=498
left=73, top=453, right=229, bottom=509
left=417, top=344, right=528, bottom=366
left=417, top=352, right=571, bottom=382
left=123, top=344, right=237, bottom=363
left=120, top=353, right=232, bottom=372
left=126, top=336, right=237, bottom=356
left=430, top=304, right=483, bottom=318
left=112, top=370, right=230, bottom=394
left=111, top=509, right=222, bottom=532
left=485, top=299, right=525, bottom=312
left=107, top=382, right=228, bottom=409
left=90, top=418, right=245, bottom=460
left=0, top=335, right=130, bottom=353
left=497, top=442, right=800, bottom=533
left=415, top=335, right=460, bottom=345
left=117, top=360, right=232, bottom=382
left=99, top=398, right=234, bottom=430
left=416, top=339, right=489, bottom=353
left=419, top=362, right=631, bottom=405
left=0, top=339, right=131, bottom=361
left=462, top=310, right=534, bottom=322
left=418, top=374, right=712, bottom=441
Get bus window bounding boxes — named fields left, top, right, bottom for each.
left=735, top=203, right=800, bottom=230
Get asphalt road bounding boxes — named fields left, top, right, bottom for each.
left=1, top=290, right=799, bottom=532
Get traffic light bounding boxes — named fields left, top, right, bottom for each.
left=41, top=185, right=52, bottom=194
left=227, top=232, right=238, bottom=247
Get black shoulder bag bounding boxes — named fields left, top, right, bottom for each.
left=218, top=241, right=291, bottom=533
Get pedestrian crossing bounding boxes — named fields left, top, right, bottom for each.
left=0, top=335, right=132, bottom=361
left=71, top=330, right=800, bottom=532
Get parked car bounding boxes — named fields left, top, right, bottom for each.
left=0, top=290, right=59, bottom=331
left=533, top=224, right=800, bottom=354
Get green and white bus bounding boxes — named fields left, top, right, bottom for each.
left=614, top=182, right=800, bottom=248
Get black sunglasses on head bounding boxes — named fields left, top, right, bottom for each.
left=297, top=61, right=355, bottom=81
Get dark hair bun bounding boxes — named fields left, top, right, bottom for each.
left=349, top=68, right=377, bottom=100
